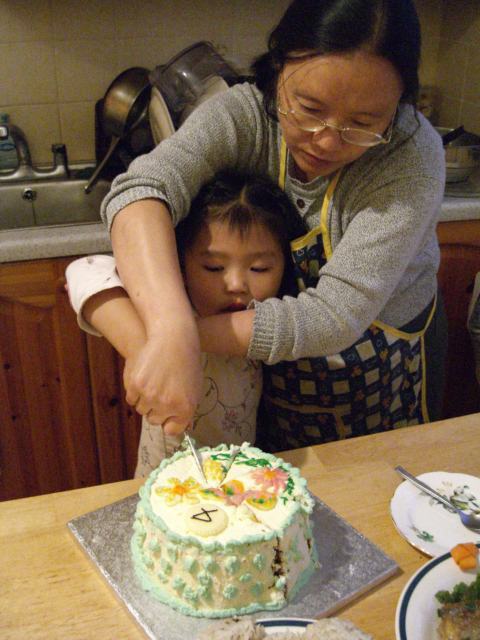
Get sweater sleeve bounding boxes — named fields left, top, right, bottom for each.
left=249, top=129, right=445, bottom=364
left=101, top=83, right=269, bottom=231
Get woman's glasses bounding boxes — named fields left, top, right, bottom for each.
left=277, top=104, right=395, bottom=148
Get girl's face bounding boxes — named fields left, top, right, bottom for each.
left=277, top=50, right=403, bottom=182
left=183, top=219, right=285, bottom=317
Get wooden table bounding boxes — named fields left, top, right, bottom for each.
left=2, top=413, right=480, bottom=639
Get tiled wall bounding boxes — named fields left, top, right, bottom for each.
left=0, top=0, right=478, bottom=167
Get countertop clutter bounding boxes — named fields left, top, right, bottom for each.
left=1, top=413, right=480, bottom=640
left=0, top=196, right=479, bottom=264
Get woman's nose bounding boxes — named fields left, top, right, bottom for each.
left=312, top=124, right=342, bottom=151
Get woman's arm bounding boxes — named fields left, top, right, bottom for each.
left=110, top=199, right=203, bottom=435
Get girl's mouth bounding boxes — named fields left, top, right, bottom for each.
left=221, top=302, right=247, bottom=313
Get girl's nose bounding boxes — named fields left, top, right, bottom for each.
left=225, top=270, right=248, bottom=292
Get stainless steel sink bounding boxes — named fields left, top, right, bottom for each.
left=0, top=172, right=110, bottom=230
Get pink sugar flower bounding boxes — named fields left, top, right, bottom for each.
left=251, top=467, right=288, bottom=493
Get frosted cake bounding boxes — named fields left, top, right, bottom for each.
left=131, top=442, right=317, bottom=618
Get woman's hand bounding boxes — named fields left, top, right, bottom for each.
left=123, top=318, right=203, bottom=436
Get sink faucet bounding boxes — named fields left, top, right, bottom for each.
left=0, top=125, right=69, bottom=183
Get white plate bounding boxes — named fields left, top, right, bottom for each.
left=391, top=471, right=480, bottom=556
left=257, top=617, right=316, bottom=635
left=395, top=546, right=479, bottom=640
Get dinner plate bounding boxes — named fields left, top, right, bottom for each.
left=257, top=617, right=316, bottom=635
left=395, top=545, right=480, bottom=640
left=390, top=471, right=480, bottom=556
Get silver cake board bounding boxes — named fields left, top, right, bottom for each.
left=67, top=494, right=398, bottom=640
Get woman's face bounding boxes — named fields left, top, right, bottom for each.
left=277, top=50, right=403, bottom=182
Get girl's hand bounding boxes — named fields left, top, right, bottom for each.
left=123, top=318, right=203, bottom=436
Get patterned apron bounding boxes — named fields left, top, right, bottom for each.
left=261, top=140, right=436, bottom=450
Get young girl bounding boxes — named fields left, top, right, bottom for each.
left=66, top=171, right=305, bottom=475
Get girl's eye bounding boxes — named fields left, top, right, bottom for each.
left=204, top=265, right=223, bottom=272
left=251, top=266, right=270, bottom=273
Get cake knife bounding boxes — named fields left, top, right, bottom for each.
left=184, top=431, right=208, bottom=485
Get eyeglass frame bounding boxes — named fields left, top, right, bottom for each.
left=276, top=103, right=396, bottom=148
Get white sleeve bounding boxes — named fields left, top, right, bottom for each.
left=65, top=254, right=124, bottom=337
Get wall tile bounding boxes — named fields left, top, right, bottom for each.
left=438, top=95, right=463, bottom=128
left=54, top=39, right=117, bottom=102
left=7, top=103, right=62, bottom=166
left=436, top=38, right=468, bottom=101
left=115, top=37, right=175, bottom=75
left=59, top=101, right=97, bottom=163
left=0, top=0, right=52, bottom=43
left=51, top=0, right=116, bottom=40
left=460, top=100, right=480, bottom=133
left=0, top=41, right=57, bottom=106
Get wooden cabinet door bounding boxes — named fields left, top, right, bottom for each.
left=0, top=257, right=100, bottom=500
left=437, top=220, right=480, bottom=419
left=86, top=334, right=142, bottom=483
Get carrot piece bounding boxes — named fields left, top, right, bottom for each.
left=451, top=543, right=478, bottom=570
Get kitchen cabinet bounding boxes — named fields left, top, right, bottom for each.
left=0, top=256, right=141, bottom=501
left=437, top=219, right=480, bottom=419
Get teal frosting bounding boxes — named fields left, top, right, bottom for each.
left=275, top=576, right=286, bottom=590
left=183, top=586, right=199, bottom=603
left=148, top=538, right=161, bottom=552
left=183, top=556, right=198, bottom=573
left=166, top=543, right=178, bottom=560
left=252, top=553, right=265, bottom=570
left=203, top=556, right=219, bottom=573
left=251, top=582, right=264, bottom=597
left=197, top=571, right=212, bottom=587
left=223, top=584, right=238, bottom=600
left=239, top=573, right=252, bottom=583
left=225, top=555, right=240, bottom=574
left=172, top=576, right=185, bottom=592
left=160, top=559, right=172, bottom=575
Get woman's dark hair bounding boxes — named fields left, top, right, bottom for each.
left=175, top=170, right=307, bottom=295
left=252, top=0, right=421, bottom=118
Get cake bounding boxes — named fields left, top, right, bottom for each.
left=131, top=442, right=317, bottom=618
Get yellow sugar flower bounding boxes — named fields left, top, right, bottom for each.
left=155, top=477, right=201, bottom=506
left=203, top=458, right=226, bottom=484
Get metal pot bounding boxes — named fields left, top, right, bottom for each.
left=85, top=67, right=151, bottom=193
left=436, top=126, right=480, bottom=183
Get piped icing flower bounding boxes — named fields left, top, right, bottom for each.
left=251, top=467, right=289, bottom=492
left=154, top=477, right=202, bottom=505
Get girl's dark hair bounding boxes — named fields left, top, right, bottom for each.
left=252, top=0, right=421, bottom=119
left=175, top=170, right=306, bottom=295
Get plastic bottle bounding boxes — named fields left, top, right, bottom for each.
left=0, top=113, right=19, bottom=172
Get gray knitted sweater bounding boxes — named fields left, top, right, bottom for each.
left=102, top=82, right=445, bottom=365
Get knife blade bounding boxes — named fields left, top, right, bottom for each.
left=184, top=431, right=208, bottom=485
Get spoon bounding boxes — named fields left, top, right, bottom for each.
left=395, top=466, right=480, bottom=532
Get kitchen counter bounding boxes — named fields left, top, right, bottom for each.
left=0, top=197, right=479, bottom=264
left=2, top=412, right=480, bottom=639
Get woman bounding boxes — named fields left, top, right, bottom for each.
left=101, top=0, right=447, bottom=449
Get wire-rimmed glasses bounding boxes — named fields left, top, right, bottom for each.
left=277, top=104, right=395, bottom=148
